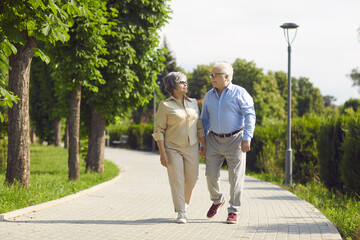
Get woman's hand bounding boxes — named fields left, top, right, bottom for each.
left=160, top=152, right=168, bottom=168
left=156, top=140, right=168, bottom=168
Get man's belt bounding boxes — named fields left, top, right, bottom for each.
left=210, top=128, right=243, bottom=138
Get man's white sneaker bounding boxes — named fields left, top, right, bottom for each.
left=176, top=212, right=187, bottom=224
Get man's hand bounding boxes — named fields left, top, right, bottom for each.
left=200, top=145, right=206, bottom=159
left=241, top=140, right=251, bottom=153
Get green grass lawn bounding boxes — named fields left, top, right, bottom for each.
left=0, top=144, right=119, bottom=214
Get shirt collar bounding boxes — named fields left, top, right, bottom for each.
left=212, top=82, right=234, bottom=94
left=165, top=95, right=191, bottom=102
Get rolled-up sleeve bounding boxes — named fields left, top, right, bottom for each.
left=152, top=102, right=167, bottom=141
left=197, top=119, right=205, bottom=138
left=239, top=91, right=256, bottom=142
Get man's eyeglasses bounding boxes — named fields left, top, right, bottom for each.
left=178, top=81, right=187, bottom=85
left=209, top=73, right=226, bottom=79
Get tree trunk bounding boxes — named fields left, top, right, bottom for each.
left=68, top=84, right=81, bottom=180
left=64, top=120, right=69, bottom=149
left=6, top=36, right=35, bottom=186
left=53, top=118, right=61, bottom=147
left=86, top=107, right=106, bottom=173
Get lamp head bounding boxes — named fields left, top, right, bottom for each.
left=280, top=23, right=299, bottom=29
left=280, top=23, right=299, bottom=46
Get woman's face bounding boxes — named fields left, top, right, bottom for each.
left=173, top=78, right=188, bottom=95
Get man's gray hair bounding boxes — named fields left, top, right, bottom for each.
left=214, top=62, right=233, bottom=81
left=163, top=72, right=186, bottom=94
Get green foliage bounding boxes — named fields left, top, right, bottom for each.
left=349, top=68, right=360, bottom=94
left=273, top=71, right=326, bottom=118
left=109, top=124, right=129, bottom=145
left=232, top=58, right=263, bottom=95
left=187, top=64, right=213, bottom=99
left=251, top=111, right=360, bottom=196
left=30, top=57, right=68, bottom=143
left=109, top=123, right=153, bottom=151
left=317, top=116, right=346, bottom=190
left=49, top=0, right=110, bottom=92
left=291, top=116, right=321, bottom=184
left=295, top=77, right=325, bottom=116
left=341, top=111, right=360, bottom=195
left=253, top=72, right=286, bottom=125
left=0, top=144, right=119, bottom=213
left=247, top=124, right=286, bottom=177
left=84, top=0, right=171, bottom=123
left=157, top=38, right=184, bottom=97
left=0, top=134, right=7, bottom=173
left=0, top=0, right=80, bottom=120
left=127, top=124, right=153, bottom=151
left=341, top=98, right=360, bottom=114
left=0, top=44, right=19, bottom=122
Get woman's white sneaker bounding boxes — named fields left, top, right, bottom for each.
left=176, top=212, right=187, bottom=224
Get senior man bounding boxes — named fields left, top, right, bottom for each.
left=200, top=62, right=256, bottom=224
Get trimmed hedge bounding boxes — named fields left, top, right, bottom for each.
left=250, top=112, right=359, bottom=195
left=341, top=112, right=360, bottom=195
left=247, top=124, right=286, bottom=178
left=291, top=116, right=321, bottom=184
left=317, top=116, right=345, bottom=190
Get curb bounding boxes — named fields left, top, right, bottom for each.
left=0, top=174, right=121, bottom=221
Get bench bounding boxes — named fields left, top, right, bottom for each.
left=112, top=135, right=128, bottom=146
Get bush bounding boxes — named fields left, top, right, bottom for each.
left=317, top=116, right=345, bottom=190
left=291, top=116, right=321, bottom=184
left=341, top=111, right=360, bottom=195
left=248, top=124, right=285, bottom=178
left=109, top=124, right=128, bottom=146
left=127, top=124, right=153, bottom=151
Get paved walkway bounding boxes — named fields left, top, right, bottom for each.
left=0, top=148, right=342, bottom=240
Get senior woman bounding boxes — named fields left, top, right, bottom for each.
left=152, top=72, right=206, bottom=224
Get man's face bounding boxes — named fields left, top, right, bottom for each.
left=210, top=66, right=229, bottom=90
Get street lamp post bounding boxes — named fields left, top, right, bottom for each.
left=280, top=23, right=299, bottom=185
left=152, top=88, right=156, bottom=152
left=152, top=80, right=161, bottom=152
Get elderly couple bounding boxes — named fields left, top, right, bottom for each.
left=152, top=62, right=256, bottom=224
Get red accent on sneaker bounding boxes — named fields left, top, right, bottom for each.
left=206, top=199, right=225, bottom=218
left=226, top=213, right=237, bottom=224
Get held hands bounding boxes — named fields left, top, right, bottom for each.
left=199, top=145, right=206, bottom=159
left=241, top=141, right=251, bottom=153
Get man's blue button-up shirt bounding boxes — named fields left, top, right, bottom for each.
left=200, top=82, right=256, bottom=142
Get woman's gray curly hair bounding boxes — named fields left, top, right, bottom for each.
left=163, top=72, right=187, bottom=94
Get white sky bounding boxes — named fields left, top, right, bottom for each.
left=159, top=0, right=360, bottom=105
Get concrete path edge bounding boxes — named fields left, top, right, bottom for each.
left=0, top=174, right=122, bottom=221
